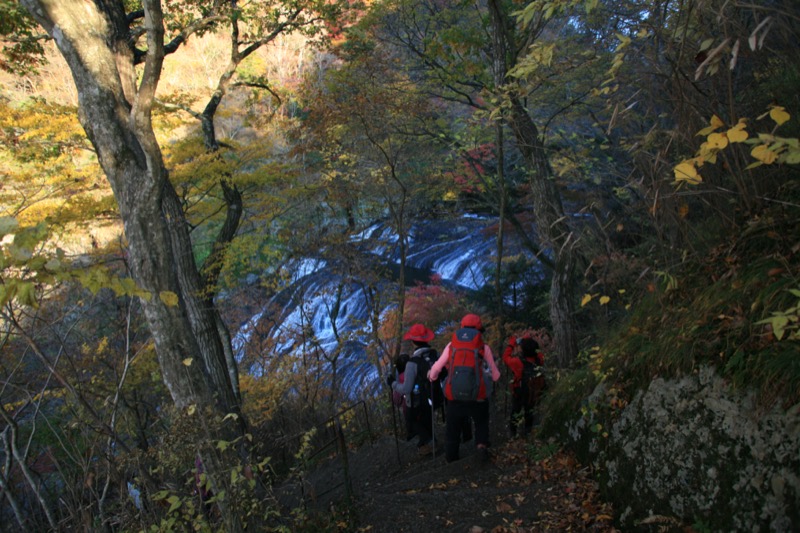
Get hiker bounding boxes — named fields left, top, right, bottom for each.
left=502, top=335, right=546, bottom=437
left=391, top=353, right=415, bottom=441
left=428, top=313, right=500, bottom=463
left=387, top=324, right=438, bottom=455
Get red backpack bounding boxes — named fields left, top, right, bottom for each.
left=444, top=327, right=488, bottom=401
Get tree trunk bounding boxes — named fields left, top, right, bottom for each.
left=21, top=0, right=237, bottom=411
left=487, top=0, right=578, bottom=367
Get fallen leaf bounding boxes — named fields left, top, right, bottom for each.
left=496, top=502, right=514, bottom=513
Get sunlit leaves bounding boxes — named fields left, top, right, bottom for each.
left=755, top=289, right=800, bottom=341
left=769, top=106, right=790, bottom=126
left=696, top=114, right=725, bottom=136
left=673, top=160, right=701, bottom=184
left=508, top=43, right=555, bottom=81
left=0, top=219, right=55, bottom=308
left=675, top=108, right=797, bottom=185
left=727, top=121, right=748, bottom=143
left=580, top=293, right=612, bottom=307
left=160, top=290, right=180, bottom=306
left=0, top=0, right=46, bottom=75
left=750, top=144, right=777, bottom=165
left=0, top=98, right=112, bottom=233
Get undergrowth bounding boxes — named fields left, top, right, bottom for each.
left=542, top=187, right=800, bottom=436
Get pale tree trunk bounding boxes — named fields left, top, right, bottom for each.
left=487, top=0, right=578, bottom=367
left=20, top=0, right=239, bottom=412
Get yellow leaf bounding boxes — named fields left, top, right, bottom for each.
left=674, top=162, right=701, bottom=184
left=182, top=357, right=193, bottom=366
left=727, top=121, right=748, bottom=142
left=187, top=404, right=196, bottom=415
left=581, top=294, right=593, bottom=307
left=696, top=114, right=724, bottom=136
left=599, top=296, right=611, bottom=305
left=751, top=144, right=777, bottom=164
left=770, top=106, right=790, bottom=126
left=706, top=132, right=728, bottom=149
left=160, top=290, right=179, bottom=306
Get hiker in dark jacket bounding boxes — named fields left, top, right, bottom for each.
left=391, top=353, right=415, bottom=441
left=502, top=336, right=545, bottom=437
left=388, top=324, right=438, bottom=456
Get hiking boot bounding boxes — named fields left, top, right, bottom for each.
left=417, top=443, right=433, bottom=456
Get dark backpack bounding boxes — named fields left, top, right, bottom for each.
left=444, top=327, right=488, bottom=402
left=409, top=354, right=432, bottom=409
left=519, top=357, right=545, bottom=408
left=414, top=347, right=444, bottom=409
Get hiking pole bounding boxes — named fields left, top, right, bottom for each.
left=388, top=378, right=401, bottom=466
left=429, top=396, right=436, bottom=460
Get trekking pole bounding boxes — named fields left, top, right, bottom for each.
left=429, top=396, right=436, bottom=460
left=388, top=380, right=401, bottom=466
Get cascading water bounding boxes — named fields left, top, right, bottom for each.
left=233, top=215, right=515, bottom=397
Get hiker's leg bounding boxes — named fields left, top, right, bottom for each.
left=473, top=401, right=491, bottom=448
left=522, top=404, right=534, bottom=435
left=460, top=416, right=472, bottom=443
left=509, top=392, right=523, bottom=437
left=444, top=402, right=466, bottom=462
left=416, top=405, right=433, bottom=446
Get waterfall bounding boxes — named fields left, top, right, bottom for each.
left=233, top=215, right=508, bottom=396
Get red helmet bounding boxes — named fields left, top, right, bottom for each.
left=403, top=323, right=434, bottom=342
left=460, top=313, right=483, bottom=331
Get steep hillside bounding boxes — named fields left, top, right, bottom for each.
left=543, top=187, right=800, bottom=531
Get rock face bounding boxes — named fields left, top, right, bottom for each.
left=568, top=367, right=800, bottom=531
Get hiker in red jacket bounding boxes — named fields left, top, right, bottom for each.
left=502, top=335, right=545, bottom=437
left=428, top=314, right=500, bottom=463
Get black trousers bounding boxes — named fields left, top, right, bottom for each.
left=444, top=400, right=490, bottom=462
left=409, top=403, right=433, bottom=446
left=509, top=389, right=535, bottom=436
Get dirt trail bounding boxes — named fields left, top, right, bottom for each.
left=289, top=414, right=617, bottom=532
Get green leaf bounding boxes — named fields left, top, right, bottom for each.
left=16, top=282, right=37, bottom=308
left=0, top=217, right=18, bottom=239
left=783, top=150, right=800, bottom=165
left=0, top=282, right=18, bottom=307
left=167, top=495, right=182, bottom=513
left=756, top=315, right=789, bottom=340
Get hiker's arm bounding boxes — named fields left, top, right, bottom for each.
left=394, top=362, right=416, bottom=396
left=482, top=345, right=502, bottom=381
left=428, top=344, right=450, bottom=381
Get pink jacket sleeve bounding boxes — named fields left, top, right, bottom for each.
left=428, top=343, right=451, bottom=381
left=482, top=345, right=501, bottom=381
